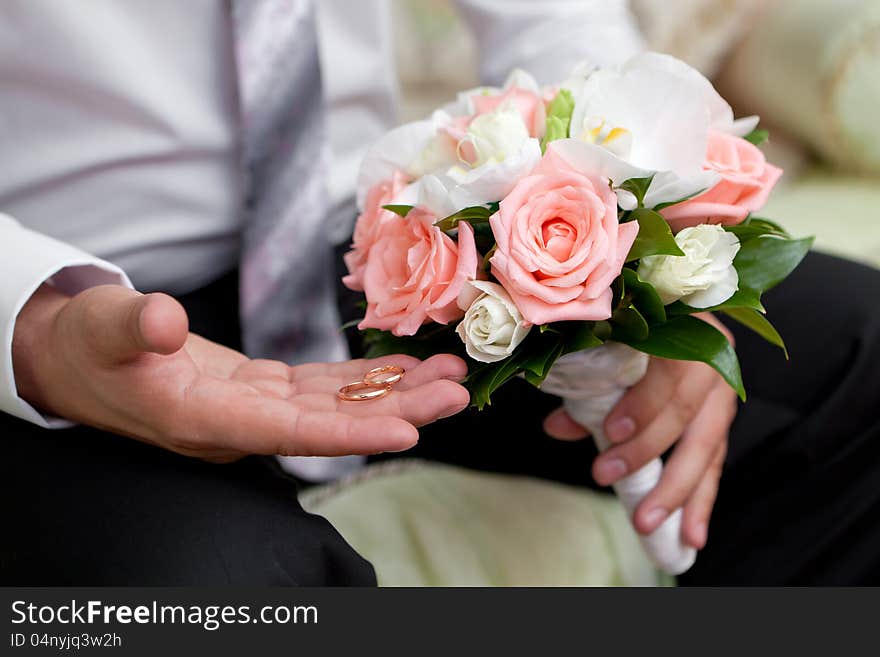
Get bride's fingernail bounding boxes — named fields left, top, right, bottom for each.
left=643, top=507, right=669, bottom=532
left=607, top=416, right=635, bottom=442
left=598, top=458, right=627, bottom=482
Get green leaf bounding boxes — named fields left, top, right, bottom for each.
left=610, top=305, right=650, bottom=342
left=617, top=315, right=746, bottom=400
left=652, top=187, right=711, bottom=212
left=619, top=176, right=654, bottom=208
left=466, top=352, right=525, bottom=410
left=747, top=217, right=789, bottom=235
left=725, top=216, right=790, bottom=240
left=541, top=117, right=568, bottom=153
left=466, top=326, right=579, bottom=407
left=594, top=320, right=613, bottom=341
left=522, top=339, right=565, bottom=387
left=734, top=235, right=813, bottom=293
left=667, top=286, right=765, bottom=315
left=339, top=318, right=363, bottom=331
left=743, top=128, right=769, bottom=146
left=722, top=307, right=788, bottom=358
left=362, top=324, right=465, bottom=361
left=626, top=208, right=685, bottom=261
left=435, top=205, right=495, bottom=231
left=558, top=321, right=603, bottom=355
left=621, top=268, right=666, bottom=325
left=382, top=204, right=414, bottom=217
left=540, top=88, right=575, bottom=152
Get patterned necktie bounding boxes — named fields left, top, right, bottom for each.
left=233, top=0, right=347, bottom=366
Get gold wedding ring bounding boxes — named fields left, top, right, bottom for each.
left=337, top=364, right=407, bottom=401
left=337, top=381, right=392, bottom=402
left=363, top=365, right=406, bottom=386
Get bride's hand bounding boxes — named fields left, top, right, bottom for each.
left=14, top=284, right=471, bottom=462
left=542, top=313, right=737, bottom=550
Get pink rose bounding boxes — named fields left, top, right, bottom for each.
left=661, top=130, right=783, bottom=231
left=489, top=150, right=639, bottom=325
left=342, top=172, right=408, bottom=291
left=471, top=86, right=546, bottom=139
left=359, top=207, right=479, bottom=337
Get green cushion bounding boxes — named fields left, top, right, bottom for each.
left=721, top=0, right=880, bottom=174
left=764, top=170, right=880, bottom=267
left=301, top=461, right=671, bottom=587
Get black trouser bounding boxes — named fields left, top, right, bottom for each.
left=0, top=272, right=375, bottom=586
left=2, top=252, right=880, bottom=585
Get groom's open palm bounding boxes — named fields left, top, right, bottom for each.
left=13, top=284, right=470, bottom=462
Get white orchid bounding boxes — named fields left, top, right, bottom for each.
left=562, top=52, right=759, bottom=210
left=356, top=118, right=439, bottom=210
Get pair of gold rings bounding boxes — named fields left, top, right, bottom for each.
left=337, top=365, right=406, bottom=402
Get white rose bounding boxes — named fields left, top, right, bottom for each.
left=455, top=105, right=530, bottom=170
left=638, top=224, right=741, bottom=308
left=456, top=281, right=531, bottom=363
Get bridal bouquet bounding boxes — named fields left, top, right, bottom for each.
left=342, top=53, right=811, bottom=574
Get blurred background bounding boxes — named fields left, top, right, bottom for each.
left=390, top=0, right=880, bottom=267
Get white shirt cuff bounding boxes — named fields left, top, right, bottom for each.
left=0, top=213, right=134, bottom=428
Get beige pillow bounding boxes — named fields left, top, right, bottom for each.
left=718, top=0, right=880, bottom=174
left=631, top=0, right=765, bottom=77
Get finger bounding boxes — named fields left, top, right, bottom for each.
left=297, top=378, right=470, bottom=427
left=183, top=381, right=420, bottom=456
left=594, top=362, right=725, bottom=487
left=543, top=407, right=589, bottom=440
left=393, top=354, right=470, bottom=389
left=138, top=293, right=189, bottom=354
left=682, top=442, right=727, bottom=549
left=604, top=358, right=681, bottom=443
left=593, top=406, right=684, bottom=486
left=78, top=286, right=188, bottom=362
left=632, top=382, right=735, bottom=536
left=280, top=354, right=469, bottom=395
left=290, top=354, right=467, bottom=386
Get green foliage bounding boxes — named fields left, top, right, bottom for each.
left=735, top=234, right=813, bottom=293
left=722, top=307, right=788, bottom=358
left=725, top=216, right=790, bottom=240
left=610, top=305, right=650, bottom=342
left=619, top=176, right=654, bottom=208
left=620, top=268, right=667, bottom=325
left=743, top=128, right=769, bottom=146
left=434, top=205, right=496, bottom=231
left=467, top=321, right=602, bottom=409
left=617, top=315, right=746, bottom=400
left=540, top=88, right=575, bottom=153
left=382, top=204, right=414, bottom=217
left=626, top=208, right=685, bottom=261
left=667, top=287, right=765, bottom=315
left=652, top=187, right=712, bottom=212
left=363, top=325, right=465, bottom=362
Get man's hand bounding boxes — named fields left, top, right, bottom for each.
left=13, top=284, right=470, bottom=462
left=543, top=314, right=737, bottom=550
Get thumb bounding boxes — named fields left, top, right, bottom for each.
left=78, top=286, right=189, bottom=362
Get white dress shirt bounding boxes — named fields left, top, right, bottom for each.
left=0, top=0, right=643, bottom=429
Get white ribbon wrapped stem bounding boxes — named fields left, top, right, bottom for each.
left=541, top=342, right=696, bottom=575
